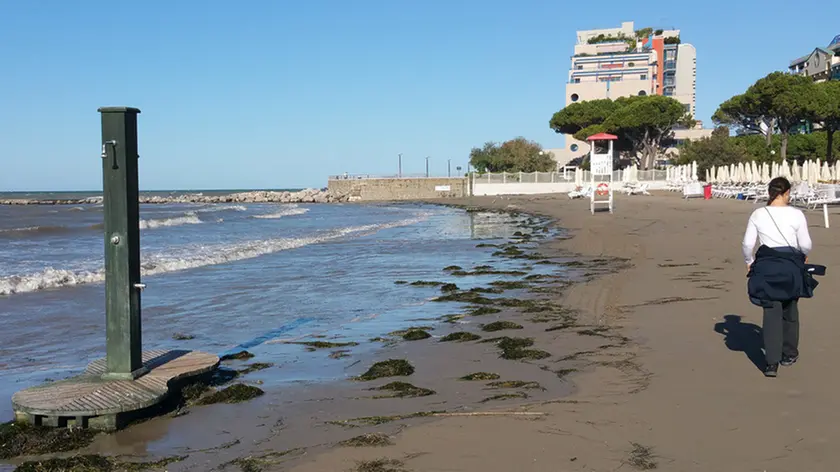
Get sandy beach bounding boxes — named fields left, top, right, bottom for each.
left=286, top=193, right=840, bottom=472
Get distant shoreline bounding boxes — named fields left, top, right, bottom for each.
left=0, top=188, right=347, bottom=205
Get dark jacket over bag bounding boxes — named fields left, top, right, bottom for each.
left=747, top=245, right=824, bottom=308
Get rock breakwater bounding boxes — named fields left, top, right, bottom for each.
left=1, top=188, right=347, bottom=205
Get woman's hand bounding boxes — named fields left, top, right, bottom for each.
left=746, top=264, right=752, bottom=276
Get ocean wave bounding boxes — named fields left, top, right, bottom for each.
left=0, top=214, right=428, bottom=296
left=194, top=205, right=247, bottom=213
left=0, top=225, right=73, bottom=236
left=252, top=206, right=310, bottom=219
left=138, top=214, right=203, bottom=229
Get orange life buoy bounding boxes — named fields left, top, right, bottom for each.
left=596, top=183, right=610, bottom=196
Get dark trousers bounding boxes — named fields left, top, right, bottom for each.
left=763, top=300, right=799, bottom=365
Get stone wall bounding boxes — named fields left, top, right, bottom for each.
left=328, top=177, right=468, bottom=201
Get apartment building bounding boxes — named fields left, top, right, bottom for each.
left=788, top=34, right=840, bottom=82
left=557, top=21, right=701, bottom=166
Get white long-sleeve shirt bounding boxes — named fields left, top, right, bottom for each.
left=742, top=206, right=812, bottom=265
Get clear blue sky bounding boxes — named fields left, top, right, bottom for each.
left=1, top=0, right=837, bottom=191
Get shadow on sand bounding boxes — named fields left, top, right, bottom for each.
left=714, top=314, right=764, bottom=371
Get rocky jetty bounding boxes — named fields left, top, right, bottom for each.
left=1, top=188, right=348, bottom=205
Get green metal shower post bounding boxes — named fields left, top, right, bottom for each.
left=98, top=107, right=145, bottom=380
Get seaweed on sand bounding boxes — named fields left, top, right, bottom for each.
left=340, top=433, right=394, bottom=447
left=401, top=329, right=432, bottom=341
left=482, top=321, right=523, bottom=332
left=440, top=332, right=481, bottom=342
left=486, top=380, right=543, bottom=390
left=12, top=455, right=187, bottom=472
left=484, top=336, right=551, bottom=361
left=371, top=381, right=435, bottom=398
left=0, top=422, right=98, bottom=459
left=459, top=372, right=500, bottom=381
left=353, top=458, right=407, bottom=472
left=626, top=443, right=658, bottom=470
left=287, top=341, right=359, bottom=349
left=225, top=449, right=302, bottom=472
left=357, top=359, right=415, bottom=381
left=220, top=350, right=255, bottom=361
left=480, top=392, right=529, bottom=403
left=194, top=384, right=265, bottom=405
left=433, top=292, right=494, bottom=304
left=409, top=280, right=444, bottom=287
left=328, top=411, right=441, bottom=428
left=466, top=306, right=501, bottom=316
left=489, top=280, right=530, bottom=290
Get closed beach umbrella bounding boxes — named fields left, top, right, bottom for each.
left=809, top=161, right=819, bottom=186
left=822, top=161, right=832, bottom=182
left=763, top=163, right=771, bottom=182
left=691, top=161, right=698, bottom=181
left=751, top=161, right=759, bottom=183
left=834, top=161, right=840, bottom=182
left=801, top=160, right=809, bottom=183
left=791, top=162, right=801, bottom=183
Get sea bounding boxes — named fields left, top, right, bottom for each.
left=0, top=191, right=548, bottom=422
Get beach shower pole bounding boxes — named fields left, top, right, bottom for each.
left=99, top=106, right=145, bottom=380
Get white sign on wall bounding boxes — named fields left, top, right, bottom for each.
left=591, top=155, right=612, bottom=176
left=435, top=185, right=451, bottom=191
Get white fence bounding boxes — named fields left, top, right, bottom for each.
left=474, top=170, right=667, bottom=184
left=472, top=170, right=669, bottom=196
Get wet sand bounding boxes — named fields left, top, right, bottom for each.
left=289, top=193, right=840, bottom=472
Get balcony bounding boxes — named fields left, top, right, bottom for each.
left=664, top=60, right=677, bottom=70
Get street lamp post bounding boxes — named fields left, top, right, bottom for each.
left=398, top=153, right=402, bottom=178
left=448, top=159, right=451, bottom=177
left=425, top=156, right=430, bottom=178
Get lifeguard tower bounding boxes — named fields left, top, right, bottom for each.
left=587, top=133, right=616, bottom=214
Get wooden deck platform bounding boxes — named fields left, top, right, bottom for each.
left=11, top=349, right=219, bottom=430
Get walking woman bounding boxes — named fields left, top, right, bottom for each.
left=742, top=177, right=817, bottom=377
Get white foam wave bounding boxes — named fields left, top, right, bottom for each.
left=195, top=205, right=247, bottom=213
left=0, top=214, right=427, bottom=296
left=0, top=226, right=41, bottom=234
left=139, top=214, right=203, bottom=229
left=252, top=206, right=310, bottom=219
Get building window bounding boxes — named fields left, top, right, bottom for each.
left=570, top=93, right=579, bottom=102
left=640, top=74, right=647, bottom=80
left=665, top=50, right=676, bottom=60
left=639, top=90, right=647, bottom=96
left=576, top=65, right=583, bottom=70
left=570, top=144, right=579, bottom=152
left=573, top=78, right=581, bottom=83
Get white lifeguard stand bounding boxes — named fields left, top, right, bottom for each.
left=587, top=132, right=616, bottom=214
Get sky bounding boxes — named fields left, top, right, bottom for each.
left=1, top=1, right=838, bottom=191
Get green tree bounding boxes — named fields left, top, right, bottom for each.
left=750, top=72, right=817, bottom=162
left=549, top=96, right=690, bottom=168
left=676, top=127, right=749, bottom=181
left=814, top=80, right=840, bottom=163
left=603, top=95, right=694, bottom=169
left=468, top=137, right=554, bottom=173
left=713, top=93, right=774, bottom=145
left=549, top=99, right=618, bottom=137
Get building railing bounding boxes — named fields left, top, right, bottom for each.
left=474, top=169, right=668, bottom=184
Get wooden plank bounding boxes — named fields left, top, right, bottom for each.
left=12, top=350, right=218, bottom=418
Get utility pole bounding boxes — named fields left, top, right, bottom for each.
left=398, top=153, right=402, bottom=178
left=448, top=159, right=451, bottom=177
left=425, top=156, right=430, bottom=178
